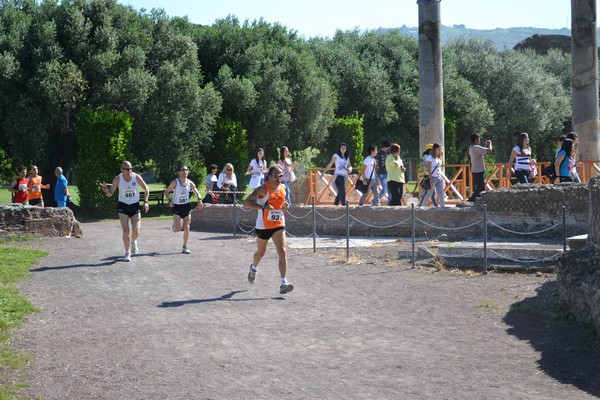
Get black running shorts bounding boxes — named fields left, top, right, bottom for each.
left=118, top=201, right=141, bottom=218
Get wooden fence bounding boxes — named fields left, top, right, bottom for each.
left=304, top=160, right=600, bottom=206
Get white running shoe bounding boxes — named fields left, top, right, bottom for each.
left=247, top=265, right=257, bottom=283
left=123, top=251, right=131, bottom=262
left=131, top=240, right=138, bottom=255
left=279, top=283, right=294, bottom=294
left=182, top=246, right=191, bottom=254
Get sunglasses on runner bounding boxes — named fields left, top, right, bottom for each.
left=271, top=174, right=283, bottom=178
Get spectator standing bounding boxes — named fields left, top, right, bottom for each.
left=324, top=143, right=352, bottom=206
left=8, top=166, right=29, bottom=205
left=27, top=165, right=50, bottom=207
left=467, top=133, right=492, bottom=202
left=358, top=144, right=380, bottom=206
left=554, top=138, right=574, bottom=183
left=217, top=163, right=238, bottom=204
left=277, top=146, right=299, bottom=206
left=247, top=148, right=267, bottom=189
left=100, top=161, right=150, bottom=262
left=376, top=140, right=390, bottom=202
left=418, top=143, right=444, bottom=208
left=244, top=165, right=293, bottom=295
left=203, top=164, right=219, bottom=204
left=507, top=133, right=535, bottom=184
left=54, top=167, right=71, bottom=208
left=417, top=144, right=437, bottom=207
left=165, top=165, right=203, bottom=254
left=385, top=143, right=406, bottom=206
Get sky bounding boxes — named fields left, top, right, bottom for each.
left=118, top=0, right=582, bottom=38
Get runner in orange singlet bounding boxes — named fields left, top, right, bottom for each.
left=27, top=165, right=50, bottom=207
left=243, top=164, right=293, bottom=294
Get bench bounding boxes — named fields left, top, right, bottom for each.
left=143, top=189, right=165, bottom=206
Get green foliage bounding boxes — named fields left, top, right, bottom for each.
left=194, top=17, right=335, bottom=158
left=0, top=2, right=588, bottom=192
left=75, top=107, right=132, bottom=212
left=0, top=245, right=45, bottom=398
left=444, top=118, right=458, bottom=165
left=290, top=147, right=320, bottom=176
left=203, top=118, right=249, bottom=179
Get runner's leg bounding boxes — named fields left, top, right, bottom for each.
left=119, top=213, right=131, bottom=252
left=182, top=214, right=191, bottom=247
left=271, top=229, right=288, bottom=279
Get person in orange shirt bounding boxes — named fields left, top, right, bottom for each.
left=243, top=164, right=293, bottom=294
left=27, top=165, right=50, bottom=207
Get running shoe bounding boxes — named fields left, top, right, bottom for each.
left=279, top=283, right=294, bottom=294
left=182, top=246, right=191, bottom=254
left=131, top=240, right=138, bottom=255
left=123, top=251, right=131, bottom=262
left=247, top=265, right=257, bottom=283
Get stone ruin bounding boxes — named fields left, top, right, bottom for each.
left=557, top=177, right=600, bottom=334
left=0, top=204, right=82, bottom=237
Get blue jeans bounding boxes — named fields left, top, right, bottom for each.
left=378, top=173, right=388, bottom=199
left=514, top=170, right=530, bottom=184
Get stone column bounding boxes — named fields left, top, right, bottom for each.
left=571, top=0, right=599, bottom=162
left=417, top=0, right=444, bottom=154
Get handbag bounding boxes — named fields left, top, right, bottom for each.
left=420, top=175, right=431, bottom=190
left=354, top=161, right=375, bottom=193
left=289, top=170, right=296, bottom=182
left=420, top=164, right=438, bottom=190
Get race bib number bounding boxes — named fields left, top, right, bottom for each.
left=178, top=196, right=187, bottom=203
left=267, top=210, right=283, bottom=222
left=124, top=189, right=136, bottom=198
left=19, top=184, right=27, bottom=192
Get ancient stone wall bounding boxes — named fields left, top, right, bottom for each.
left=557, top=177, right=600, bottom=334
left=588, top=177, right=600, bottom=249
left=192, top=183, right=588, bottom=240
left=0, top=205, right=80, bottom=237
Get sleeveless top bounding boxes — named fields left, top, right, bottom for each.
left=14, top=177, right=28, bottom=203
left=333, top=154, right=350, bottom=177
left=513, top=146, right=532, bottom=171
left=173, top=178, right=192, bottom=205
left=255, top=182, right=286, bottom=230
left=249, top=159, right=266, bottom=179
left=28, top=176, right=43, bottom=200
left=118, top=172, right=140, bottom=205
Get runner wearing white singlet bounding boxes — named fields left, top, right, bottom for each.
left=100, top=161, right=150, bottom=262
left=164, top=165, right=203, bottom=254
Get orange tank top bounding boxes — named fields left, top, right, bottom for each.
left=28, top=176, right=43, bottom=200
left=255, top=183, right=286, bottom=230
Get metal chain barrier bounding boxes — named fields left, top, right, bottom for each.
left=487, top=248, right=562, bottom=263
left=223, top=198, right=566, bottom=272
left=284, top=208, right=314, bottom=219
left=415, top=218, right=482, bottom=231
left=314, top=209, right=347, bottom=221
left=349, top=214, right=412, bottom=229
left=486, top=219, right=560, bottom=235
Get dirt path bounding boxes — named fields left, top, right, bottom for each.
left=11, top=220, right=600, bottom=399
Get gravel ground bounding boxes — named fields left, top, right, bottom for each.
left=9, top=219, right=600, bottom=400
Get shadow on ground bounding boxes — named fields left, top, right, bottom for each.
left=157, top=290, right=286, bottom=307
left=504, top=281, right=600, bottom=397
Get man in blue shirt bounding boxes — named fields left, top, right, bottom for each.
left=54, top=167, right=70, bottom=207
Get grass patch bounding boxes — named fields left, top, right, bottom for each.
left=0, top=244, right=47, bottom=398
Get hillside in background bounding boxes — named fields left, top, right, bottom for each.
left=380, top=25, right=600, bottom=50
